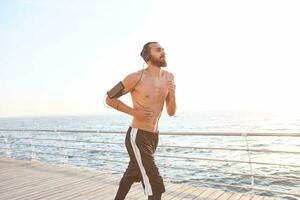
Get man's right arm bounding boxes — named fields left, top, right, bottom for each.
left=105, top=72, right=139, bottom=117
left=106, top=97, right=136, bottom=116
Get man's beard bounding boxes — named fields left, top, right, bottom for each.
left=150, top=56, right=167, bottom=68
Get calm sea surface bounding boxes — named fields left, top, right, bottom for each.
left=0, top=111, right=299, bottom=199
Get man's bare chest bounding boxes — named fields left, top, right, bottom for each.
left=136, top=78, right=168, bottom=104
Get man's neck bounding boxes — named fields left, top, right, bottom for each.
left=146, top=64, right=162, bottom=78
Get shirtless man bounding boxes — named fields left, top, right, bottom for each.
left=106, top=42, right=176, bottom=200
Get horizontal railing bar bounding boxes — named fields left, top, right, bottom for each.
left=160, top=144, right=300, bottom=154
left=164, top=176, right=300, bottom=197
left=29, top=144, right=128, bottom=155
left=3, top=137, right=300, bottom=154
left=13, top=143, right=300, bottom=168
left=159, top=164, right=300, bottom=181
left=97, top=158, right=128, bottom=164
left=26, top=150, right=129, bottom=164
left=34, top=159, right=126, bottom=174
left=3, top=137, right=123, bottom=145
left=1, top=129, right=300, bottom=137
left=158, top=154, right=300, bottom=168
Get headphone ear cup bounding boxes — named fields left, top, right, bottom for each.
left=141, top=49, right=150, bottom=62
left=144, top=53, right=150, bottom=62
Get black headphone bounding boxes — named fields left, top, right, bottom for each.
left=140, top=44, right=150, bottom=62
left=140, top=42, right=157, bottom=62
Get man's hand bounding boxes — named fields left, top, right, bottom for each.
left=165, top=72, right=176, bottom=116
left=167, top=73, right=176, bottom=94
left=133, top=105, right=153, bottom=121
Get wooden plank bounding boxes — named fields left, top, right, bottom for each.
left=83, top=185, right=123, bottom=200
left=252, top=195, right=265, bottom=200
left=263, top=197, right=272, bottom=200
left=2, top=163, right=112, bottom=199
left=36, top=173, right=116, bottom=200
left=119, top=183, right=145, bottom=200
left=88, top=185, right=121, bottom=200
left=1, top=174, right=76, bottom=197
left=216, top=191, right=234, bottom=200
left=0, top=171, right=51, bottom=187
left=70, top=183, right=116, bottom=200
left=227, top=193, right=243, bottom=200
left=65, top=176, right=121, bottom=200
left=209, top=190, right=226, bottom=199
left=173, top=185, right=201, bottom=200
left=181, top=187, right=207, bottom=200
left=239, top=194, right=254, bottom=200
left=0, top=165, right=25, bottom=174
left=6, top=177, right=85, bottom=200
left=0, top=167, right=32, bottom=177
left=192, top=188, right=216, bottom=200
left=169, top=184, right=196, bottom=200
left=263, top=197, right=283, bottom=200
left=0, top=175, right=59, bottom=192
left=9, top=182, right=84, bottom=200
left=164, top=182, right=189, bottom=200
left=25, top=173, right=115, bottom=200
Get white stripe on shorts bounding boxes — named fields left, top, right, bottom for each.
left=130, top=127, right=153, bottom=196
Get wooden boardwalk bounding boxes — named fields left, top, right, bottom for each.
left=0, top=157, right=282, bottom=200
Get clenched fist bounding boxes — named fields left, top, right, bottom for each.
left=167, top=73, right=176, bottom=94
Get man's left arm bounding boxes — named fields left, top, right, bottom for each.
left=166, top=73, right=177, bottom=116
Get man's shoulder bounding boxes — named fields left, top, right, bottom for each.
left=126, top=70, right=143, bottom=79
left=162, top=69, right=174, bottom=77
left=123, top=70, right=143, bottom=83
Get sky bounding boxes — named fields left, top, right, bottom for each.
left=1, top=0, right=300, bottom=117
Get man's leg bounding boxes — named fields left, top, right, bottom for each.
left=146, top=133, right=163, bottom=200
left=148, top=193, right=162, bottom=200
left=114, top=160, right=141, bottom=200
left=130, top=129, right=166, bottom=196
left=115, top=127, right=142, bottom=200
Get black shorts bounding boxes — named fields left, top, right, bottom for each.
left=123, top=126, right=165, bottom=195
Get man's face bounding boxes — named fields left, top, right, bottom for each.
left=149, top=43, right=167, bottom=67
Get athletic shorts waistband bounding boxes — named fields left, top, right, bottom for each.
left=129, top=127, right=159, bottom=135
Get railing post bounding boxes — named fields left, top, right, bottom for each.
left=98, top=130, right=103, bottom=168
left=57, top=128, right=68, bottom=165
left=159, top=134, right=170, bottom=184
left=243, top=132, right=255, bottom=193
left=4, top=134, right=11, bottom=158
left=29, top=131, right=36, bottom=160
left=105, top=131, right=112, bottom=172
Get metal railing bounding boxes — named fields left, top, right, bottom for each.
left=0, top=129, right=299, bottom=198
